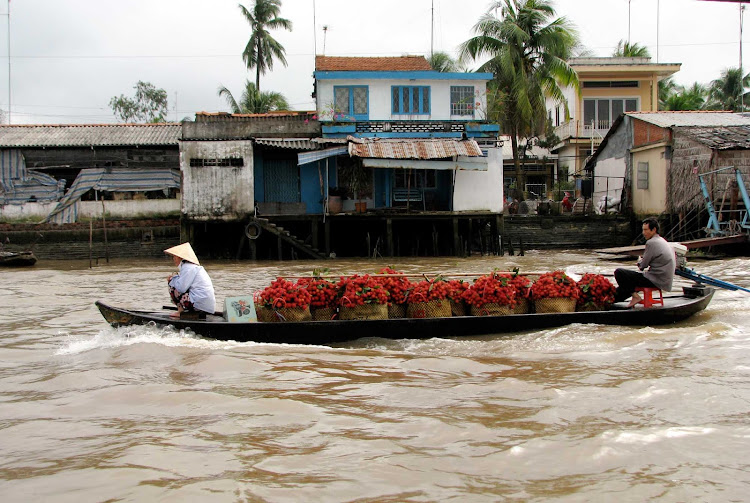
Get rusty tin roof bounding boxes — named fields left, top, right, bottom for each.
left=348, top=138, right=483, bottom=159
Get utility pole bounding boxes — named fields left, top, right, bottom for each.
left=6, top=0, right=10, bottom=124
left=741, top=3, right=745, bottom=111
left=628, top=0, right=631, bottom=44
left=430, top=0, right=434, bottom=58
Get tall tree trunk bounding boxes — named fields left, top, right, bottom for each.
left=256, top=46, right=262, bottom=91
left=510, top=131, right=522, bottom=201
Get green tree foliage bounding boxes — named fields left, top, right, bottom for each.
left=109, top=81, right=168, bottom=123
left=459, top=0, right=579, bottom=177
left=662, top=82, right=707, bottom=111
left=707, top=67, right=750, bottom=111
left=428, top=52, right=459, bottom=72
left=218, top=80, right=289, bottom=113
left=612, top=40, right=650, bottom=58
left=239, top=0, right=292, bottom=91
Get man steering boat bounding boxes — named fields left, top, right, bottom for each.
left=614, top=218, right=676, bottom=308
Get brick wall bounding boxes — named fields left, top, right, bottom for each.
left=633, top=119, right=670, bottom=148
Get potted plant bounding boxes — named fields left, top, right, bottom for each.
left=327, top=187, right=345, bottom=214
left=338, top=159, right=371, bottom=212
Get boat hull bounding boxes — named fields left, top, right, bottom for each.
left=0, top=251, right=37, bottom=267
left=95, top=289, right=714, bottom=345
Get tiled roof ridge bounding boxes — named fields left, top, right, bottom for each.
left=315, top=55, right=432, bottom=71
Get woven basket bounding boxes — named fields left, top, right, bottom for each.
left=407, top=299, right=451, bottom=319
left=512, top=298, right=530, bottom=314
left=339, top=303, right=388, bottom=320
left=311, top=307, right=337, bottom=321
left=535, top=297, right=577, bottom=313
left=256, top=305, right=312, bottom=322
left=388, top=304, right=407, bottom=319
left=470, top=303, right=512, bottom=317
left=450, top=299, right=467, bottom=317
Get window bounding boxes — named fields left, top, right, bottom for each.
left=450, top=86, right=474, bottom=115
left=583, top=98, right=638, bottom=129
left=190, top=157, right=244, bottom=167
left=637, top=162, right=649, bottom=189
left=392, top=86, right=430, bottom=114
left=583, top=81, right=639, bottom=88
left=333, top=86, right=368, bottom=120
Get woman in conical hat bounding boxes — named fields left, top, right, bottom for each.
left=165, top=242, right=215, bottom=318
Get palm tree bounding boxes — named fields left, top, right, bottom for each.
left=218, top=80, right=289, bottom=114
left=662, top=82, right=707, bottom=111
left=429, top=52, right=459, bottom=72
left=612, top=40, right=650, bottom=58
left=459, top=0, right=579, bottom=184
left=707, top=67, right=750, bottom=111
left=239, top=0, right=292, bottom=90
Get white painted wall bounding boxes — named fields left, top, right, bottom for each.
left=0, top=199, right=180, bottom=221
left=453, top=148, right=503, bottom=212
left=316, top=78, right=489, bottom=121
left=79, top=199, right=180, bottom=218
left=0, top=202, right=58, bottom=220
left=180, top=140, right=254, bottom=220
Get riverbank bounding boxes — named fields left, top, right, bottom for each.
left=0, top=214, right=634, bottom=260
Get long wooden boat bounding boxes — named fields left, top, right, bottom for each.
left=0, top=251, right=37, bottom=267
left=95, top=286, right=714, bottom=345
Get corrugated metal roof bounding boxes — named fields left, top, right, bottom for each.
left=676, top=125, right=750, bottom=150
left=254, top=138, right=319, bottom=150
left=348, top=138, right=483, bottom=159
left=627, top=111, right=750, bottom=128
left=315, top=56, right=432, bottom=72
left=0, top=124, right=182, bottom=147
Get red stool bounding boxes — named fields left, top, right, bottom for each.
left=634, top=287, right=664, bottom=308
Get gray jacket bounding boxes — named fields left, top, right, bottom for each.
left=639, top=235, right=676, bottom=291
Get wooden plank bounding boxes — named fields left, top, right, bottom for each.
left=596, top=234, right=749, bottom=255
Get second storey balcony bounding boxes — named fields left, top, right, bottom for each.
left=554, top=119, right=614, bottom=142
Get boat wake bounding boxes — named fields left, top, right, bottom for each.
left=55, top=323, right=245, bottom=355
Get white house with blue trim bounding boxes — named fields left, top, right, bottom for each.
left=314, top=56, right=500, bottom=140
left=311, top=56, right=503, bottom=213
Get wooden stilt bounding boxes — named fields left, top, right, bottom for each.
left=453, top=217, right=460, bottom=257
left=386, top=218, right=394, bottom=256
left=324, top=219, right=331, bottom=256
left=277, top=236, right=283, bottom=260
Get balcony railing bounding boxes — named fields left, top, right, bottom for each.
left=554, top=119, right=613, bottom=142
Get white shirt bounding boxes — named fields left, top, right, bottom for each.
left=168, top=261, right=216, bottom=314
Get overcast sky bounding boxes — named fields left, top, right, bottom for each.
left=0, top=0, right=747, bottom=124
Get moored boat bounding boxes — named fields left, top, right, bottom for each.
left=0, top=251, right=37, bottom=267
left=95, top=285, right=714, bottom=345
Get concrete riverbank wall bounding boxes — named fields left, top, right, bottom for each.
left=0, top=215, right=633, bottom=261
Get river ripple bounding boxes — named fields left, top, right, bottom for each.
left=1, top=251, right=749, bottom=502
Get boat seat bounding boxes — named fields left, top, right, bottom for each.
left=635, top=287, right=664, bottom=308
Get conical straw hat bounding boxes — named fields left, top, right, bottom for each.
left=164, top=242, right=200, bottom=265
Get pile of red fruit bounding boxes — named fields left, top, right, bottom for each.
left=530, top=271, right=580, bottom=301
left=297, top=277, right=339, bottom=309
left=463, top=273, right=518, bottom=308
left=408, top=278, right=452, bottom=303
left=257, top=278, right=312, bottom=309
left=337, top=274, right=390, bottom=306
left=376, top=267, right=412, bottom=305
left=577, top=273, right=616, bottom=308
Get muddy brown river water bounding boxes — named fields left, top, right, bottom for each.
left=1, top=251, right=749, bottom=502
